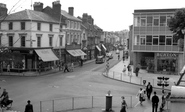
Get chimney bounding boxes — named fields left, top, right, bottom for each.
left=0, top=3, right=7, bottom=17
left=68, top=7, right=74, bottom=16
left=33, top=2, right=43, bottom=11
left=87, top=15, right=92, bottom=24
left=52, top=0, right=61, bottom=20
left=82, top=13, right=88, bottom=23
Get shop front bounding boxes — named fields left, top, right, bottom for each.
left=155, top=52, right=178, bottom=75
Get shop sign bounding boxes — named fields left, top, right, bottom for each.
left=156, top=53, right=178, bottom=58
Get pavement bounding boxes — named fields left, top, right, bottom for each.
left=2, top=56, right=179, bottom=112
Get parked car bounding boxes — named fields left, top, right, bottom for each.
left=116, top=49, right=120, bottom=54
left=96, top=55, right=105, bottom=64
left=106, top=52, right=113, bottom=59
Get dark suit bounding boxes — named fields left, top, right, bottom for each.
left=152, top=95, right=159, bottom=112
left=25, top=104, right=33, bottom=112
left=146, top=84, right=153, bottom=99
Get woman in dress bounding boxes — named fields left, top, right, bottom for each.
left=120, top=96, right=128, bottom=112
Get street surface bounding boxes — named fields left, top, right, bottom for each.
left=0, top=51, right=162, bottom=112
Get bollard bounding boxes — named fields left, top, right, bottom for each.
left=105, top=90, right=112, bottom=111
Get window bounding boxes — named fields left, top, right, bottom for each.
left=21, top=22, right=25, bottom=30
left=173, top=35, right=178, bottom=45
left=134, top=35, right=140, bottom=45
left=70, top=21, right=73, bottom=29
left=9, top=36, right=13, bottom=47
left=166, top=36, right=172, bottom=45
left=167, top=15, right=172, bottom=26
left=37, top=23, right=41, bottom=31
left=49, top=36, right=53, bottom=46
left=83, top=33, right=85, bottom=40
left=66, top=34, right=70, bottom=45
left=147, top=16, right=153, bottom=26
left=67, top=20, right=70, bottom=28
left=153, top=16, right=159, bottom=26
left=49, top=24, right=52, bottom=31
left=37, top=36, right=41, bottom=47
left=77, top=35, right=80, bottom=44
left=9, top=22, right=13, bottom=30
left=59, top=35, right=63, bottom=46
left=140, top=36, right=145, bottom=45
left=134, top=16, right=140, bottom=26
left=146, top=35, right=152, bottom=45
left=160, top=16, right=166, bottom=26
left=141, top=16, right=146, bottom=26
left=21, top=36, right=25, bottom=47
left=159, top=35, right=165, bottom=45
left=153, top=36, right=159, bottom=45
left=74, top=22, right=76, bottom=29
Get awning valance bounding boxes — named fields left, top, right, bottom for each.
left=35, top=49, right=59, bottom=62
left=96, top=45, right=101, bottom=51
left=75, top=49, right=87, bottom=56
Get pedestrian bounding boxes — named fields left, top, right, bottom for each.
left=24, top=100, right=33, bottom=112
left=80, top=58, right=83, bottom=66
left=134, top=63, right=140, bottom=77
left=127, top=64, right=132, bottom=76
left=63, top=63, right=69, bottom=72
left=71, top=62, right=74, bottom=72
left=122, top=65, right=127, bottom=75
left=160, top=92, right=166, bottom=112
left=146, top=82, right=153, bottom=100
left=118, top=54, right=120, bottom=60
left=137, top=88, right=145, bottom=105
left=120, top=96, right=128, bottom=112
left=151, top=91, right=159, bottom=112
left=122, top=56, right=125, bottom=61
left=7, top=64, right=10, bottom=72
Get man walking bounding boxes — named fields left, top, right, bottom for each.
left=151, top=91, right=159, bottom=112
left=25, top=100, right=33, bottom=112
left=146, top=82, right=153, bottom=100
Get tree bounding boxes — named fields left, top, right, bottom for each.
left=168, top=8, right=185, bottom=40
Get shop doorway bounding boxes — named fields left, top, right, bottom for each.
left=157, top=59, right=176, bottom=73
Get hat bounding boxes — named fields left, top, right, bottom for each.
left=121, top=96, right=125, bottom=99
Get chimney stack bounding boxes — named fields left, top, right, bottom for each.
left=68, top=7, right=74, bottom=16
left=0, top=3, right=7, bottom=17
left=52, top=0, right=61, bottom=20
left=82, top=13, right=88, bottom=23
left=33, top=2, right=43, bottom=12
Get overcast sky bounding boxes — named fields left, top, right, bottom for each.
left=2, top=0, right=185, bottom=31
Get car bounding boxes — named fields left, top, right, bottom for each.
left=106, top=52, right=113, bottom=59
left=116, top=49, right=120, bottom=54
left=96, top=55, right=105, bottom=64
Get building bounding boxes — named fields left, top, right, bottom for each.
left=0, top=1, right=65, bottom=73
left=132, top=8, right=183, bottom=74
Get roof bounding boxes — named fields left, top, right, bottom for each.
left=61, top=10, right=81, bottom=22
left=134, top=8, right=178, bottom=14
left=0, top=9, right=59, bottom=23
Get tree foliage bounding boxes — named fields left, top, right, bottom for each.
left=168, top=8, right=185, bottom=40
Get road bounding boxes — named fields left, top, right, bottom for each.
left=0, top=51, right=161, bottom=112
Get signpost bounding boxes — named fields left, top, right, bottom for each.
left=157, top=77, right=169, bottom=93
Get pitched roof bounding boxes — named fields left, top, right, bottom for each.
left=61, top=10, right=81, bottom=22
left=0, top=9, right=59, bottom=23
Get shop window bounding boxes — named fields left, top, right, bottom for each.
left=166, top=36, right=172, bottom=45
left=140, top=36, right=145, bottom=45
left=141, top=16, right=146, bottom=26
left=146, top=35, right=152, bottom=45
left=159, top=35, right=165, bottom=45
left=153, top=36, right=159, bottom=45
left=160, top=16, right=166, bottom=26
left=157, top=59, right=176, bottom=72
left=147, top=16, right=153, bottom=26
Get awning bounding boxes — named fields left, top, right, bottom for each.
left=102, top=44, right=107, bottom=51
left=35, top=49, right=59, bottom=62
left=96, top=45, right=101, bottom=51
left=75, top=49, right=87, bottom=56
left=67, top=50, right=79, bottom=57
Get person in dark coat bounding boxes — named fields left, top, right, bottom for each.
left=120, top=96, right=128, bottom=112
left=135, top=64, right=140, bottom=77
left=25, top=100, right=33, bottom=112
left=0, top=89, right=9, bottom=106
left=63, top=63, right=69, bottom=72
left=146, top=82, right=153, bottom=100
left=151, top=91, right=159, bottom=112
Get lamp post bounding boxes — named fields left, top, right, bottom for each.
left=182, top=29, right=185, bottom=65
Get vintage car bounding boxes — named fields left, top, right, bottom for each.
left=95, top=55, right=105, bottom=64
left=106, top=52, right=113, bottom=59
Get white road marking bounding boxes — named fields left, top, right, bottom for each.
left=134, top=101, right=140, bottom=107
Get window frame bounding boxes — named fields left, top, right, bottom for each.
left=166, top=36, right=172, bottom=45
left=59, top=35, right=63, bottom=46
left=140, top=35, right=146, bottom=45
left=21, top=35, right=26, bottom=47
left=37, top=23, right=41, bottom=31
left=21, top=22, right=25, bottom=30
left=159, top=35, right=165, bottom=45
left=146, top=35, right=152, bottom=45
left=153, top=35, right=159, bottom=45
left=9, top=36, right=13, bottom=47
left=49, top=36, right=53, bottom=47
left=49, top=24, right=53, bottom=32
left=140, top=16, right=146, bottom=26
left=147, top=16, right=153, bottom=26
left=160, top=15, right=166, bottom=26
left=153, top=16, right=159, bottom=26
left=9, top=22, right=13, bottom=30
left=37, top=36, right=41, bottom=47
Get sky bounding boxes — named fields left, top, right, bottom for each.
left=1, top=0, right=185, bottom=31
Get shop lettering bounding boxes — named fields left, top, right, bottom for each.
left=157, top=53, right=177, bottom=57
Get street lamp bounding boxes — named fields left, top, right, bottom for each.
left=181, top=29, right=185, bottom=65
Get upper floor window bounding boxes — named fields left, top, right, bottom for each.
left=37, top=23, right=41, bottom=31
left=67, top=20, right=70, bottom=28
left=173, top=35, right=178, bottom=45
left=49, top=36, right=53, bottom=46
left=37, top=35, right=41, bottom=47
left=9, top=36, right=13, bottom=47
left=140, top=36, right=145, bottom=45
left=153, top=36, right=159, bottom=45
left=141, top=16, right=146, bottom=26
left=21, top=36, right=26, bottom=47
left=74, top=22, right=76, bottom=29
left=9, top=22, right=13, bottom=30
left=167, top=15, right=173, bottom=26
left=153, top=16, right=159, bottom=26
left=166, top=36, right=172, bottom=45
left=59, top=35, right=63, bottom=46
left=134, top=16, right=140, bottom=26
left=83, top=33, right=85, bottom=40
left=66, top=34, right=70, bottom=45
left=159, top=35, right=165, bottom=45
left=146, top=35, right=152, bottom=45
left=77, top=35, right=80, bottom=44
left=49, top=24, right=53, bottom=31
left=160, top=16, right=166, bottom=26
left=21, top=22, right=25, bottom=30
left=70, top=21, right=73, bottom=29
left=147, top=16, right=153, bottom=26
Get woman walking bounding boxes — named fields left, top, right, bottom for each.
left=120, top=96, right=128, bottom=112
left=137, top=88, right=145, bottom=105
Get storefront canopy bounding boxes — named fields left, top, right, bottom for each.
left=75, top=49, right=87, bottom=56
left=67, top=50, right=79, bottom=57
left=35, top=49, right=59, bottom=62
left=96, top=45, right=101, bottom=51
